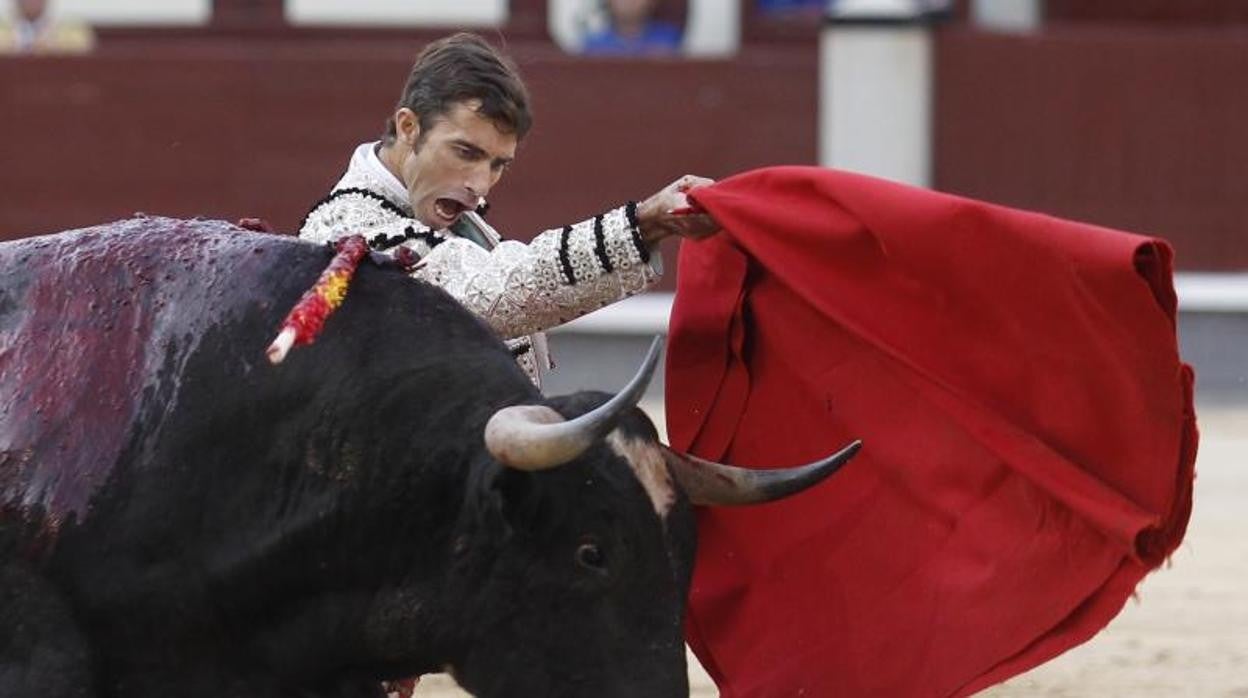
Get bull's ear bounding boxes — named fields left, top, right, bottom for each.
left=474, top=463, right=552, bottom=538
left=456, top=461, right=517, bottom=542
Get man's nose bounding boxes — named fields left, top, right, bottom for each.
left=466, top=164, right=493, bottom=198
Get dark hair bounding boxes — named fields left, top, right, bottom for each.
left=384, top=33, right=532, bottom=143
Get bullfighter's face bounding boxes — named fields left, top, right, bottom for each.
left=392, top=99, right=517, bottom=230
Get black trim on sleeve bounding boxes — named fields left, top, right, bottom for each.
left=592, top=214, right=613, bottom=273
left=625, top=201, right=650, bottom=263
left=558, top=225, right=577, bottom=285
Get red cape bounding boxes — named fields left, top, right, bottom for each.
left=668, top=167, right=1197, bottom=697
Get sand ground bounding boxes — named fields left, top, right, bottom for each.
left=414, top=405, right=1247, bottom=697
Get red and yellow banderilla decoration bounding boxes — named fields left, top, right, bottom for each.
left=266, top=235, right=370, bottom=365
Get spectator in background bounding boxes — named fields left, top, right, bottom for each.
left=756, top=0, right=825, bottom=17
left=582, top=0, right=683, bottom=56
left=0, top=0, right=94, bottom=54
left=760, top=0, right=953, bottom=19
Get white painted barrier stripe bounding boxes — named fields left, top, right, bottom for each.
left=553, top=293, right=673, bottom=334
left=553, top=272, right=1248, bottom=336
left=1174, top=273, right=1248, bottom=313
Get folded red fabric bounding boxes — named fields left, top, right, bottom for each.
left=669, top=167, right=1197, bottom=697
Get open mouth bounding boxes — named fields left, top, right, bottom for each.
left=434, top=197, right=470, bottom=224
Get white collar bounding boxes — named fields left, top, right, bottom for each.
left=350, top=141, right=412, bottom=212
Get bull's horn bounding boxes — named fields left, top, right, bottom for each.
left=484, top=337, right=664, bottom=471
left=662, top=440, right=862, bottom=506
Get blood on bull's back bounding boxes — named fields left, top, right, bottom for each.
left=0, top=217, right=329, bottom=537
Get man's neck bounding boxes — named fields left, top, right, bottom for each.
left=375, top=141, right=406, bottom=185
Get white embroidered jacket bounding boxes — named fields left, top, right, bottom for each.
left=298, top=143, right=661, bottom=384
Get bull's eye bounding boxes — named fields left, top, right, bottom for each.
left=576, top=542, right=607, bottom=573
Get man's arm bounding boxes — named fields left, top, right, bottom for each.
left=412, top=204, right=657, bottom=339
left=298, top=177, right=718, bottom=340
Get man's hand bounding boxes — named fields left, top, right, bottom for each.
left=636, top=175, right=720, bottom=246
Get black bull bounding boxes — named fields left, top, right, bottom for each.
left=0, top=217, right=857, bottom=697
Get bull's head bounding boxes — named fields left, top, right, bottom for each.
left=485, top=338, right=860, bottom=505
left=432, top=338, right=860, bottom=698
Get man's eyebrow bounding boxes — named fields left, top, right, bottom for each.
left=451, top=139, right=484, bottom=155
left=452, top=139, right=512, bottom=165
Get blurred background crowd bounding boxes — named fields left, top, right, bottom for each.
left=0, top=0, right=1244, bottom=402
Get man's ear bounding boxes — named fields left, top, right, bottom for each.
left=394, top=108, right=421, bottom=146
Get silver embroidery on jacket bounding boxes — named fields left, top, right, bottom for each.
left=298, top=148, right=661, bottom=386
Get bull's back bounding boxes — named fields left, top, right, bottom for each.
left=0, top=217, right=325, bottom=552
left=2, top=215, right=529, bottom=558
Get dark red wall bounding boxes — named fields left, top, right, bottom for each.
left=0, top=40, right=819, bottom=282
left=934, top=26, right=1248, bottom=270
left=3, top=16, right=1246, bottom=271
left=1046, top=0, right=1248, bottom=23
